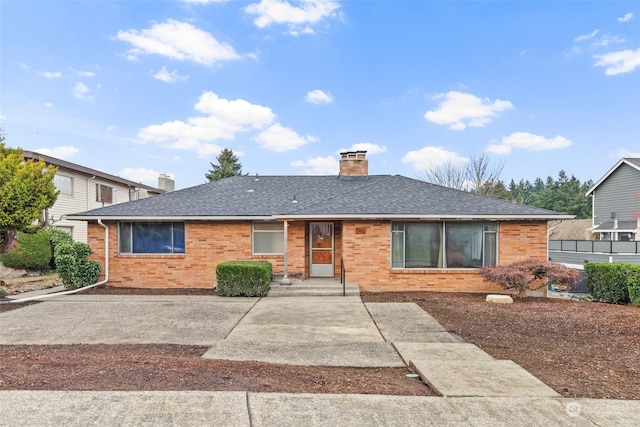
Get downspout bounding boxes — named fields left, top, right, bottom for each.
left=5, top=219, right=109, bottom=304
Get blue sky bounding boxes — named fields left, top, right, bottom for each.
left=1, top=0, right=639, bottom=190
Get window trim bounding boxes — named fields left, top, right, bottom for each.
left=391, top=221, right=498, bottom=270
left=252, top=221, right=285, bottom=255
left=118, top=221, right=185, bottom=255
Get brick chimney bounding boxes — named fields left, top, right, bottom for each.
left=339, top=150, right=368, bottom=177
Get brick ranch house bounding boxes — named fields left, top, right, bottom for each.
left=67, top=151, right=572, bottom=293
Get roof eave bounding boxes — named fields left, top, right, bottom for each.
left=276, top=214, right=574, bottom=220
left=65, top=215, right=276, bottom=221
left=67, top=213, right=574, bottom=222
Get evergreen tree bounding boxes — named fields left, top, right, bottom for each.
left=205, top=149, right=242, bottom=182
left=531, top=170, right=592, bottom=218
left=0, top=138, right=58, bottom=253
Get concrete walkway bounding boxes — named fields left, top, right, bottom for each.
left=1, top=293, right=639, bottom=426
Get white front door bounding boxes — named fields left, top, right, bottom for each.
left=310, top=222, right=334, bottom=277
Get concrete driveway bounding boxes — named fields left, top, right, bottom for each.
left=2, top=293, right=639, bottom=426
left=0, top=295, right=259, bottom=345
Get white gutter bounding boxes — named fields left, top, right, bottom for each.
left=6, top=219, right=110, bottom=304
left=67, top=214, right=575, bottom=221
left=65, top=215, right=275, bottom=221
left=274, top=214, right=576, bottom=221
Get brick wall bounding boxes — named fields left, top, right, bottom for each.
left=340, top=220, right=548, bottom=293
left=89, top=221, right=301, bottom=288
left=87, top=219, right=548, bottom=292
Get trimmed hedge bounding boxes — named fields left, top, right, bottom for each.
left=216, top=261, right=272, bottom=297
left=47, top=228, right=74, bottom=269
left=54, top=241, right=101, bottom=290
left=0, top=231, right=52, bottom=270
left=628, top=266, right=640, bottom=307
left=584, top=262, right=640, bottom=305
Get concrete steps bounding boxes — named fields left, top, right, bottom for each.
left=266, top=279, right=359, bottom=297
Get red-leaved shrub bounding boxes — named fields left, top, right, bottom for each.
left=479, top=260, right=580, bottom=297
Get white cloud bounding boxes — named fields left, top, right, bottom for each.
left=244, top=0, right=341, bottom=35
left=38, top=71, right=62, bottom=79
left=182, top=0, right=228, bottom=3
left=615, top=148, right=640, bottom=158
left=255, top=123, right=315, bottom=152
left=120, top=167, right=168, bottom=186
left=138, top=91, right=275, bottom=157
left=594, top=48, right=640, bottom=75
left=71, top=69, right=96, bottom=77
left=73, top=82, right=93, bottom=101
left=340, top=142, right=388, bottom=155
left=401, top=146, right=468, bottom=170
left=574, top=29, right=600, bottom=42
left=592, top=34, right=625, bottom=48
left=424, top=91, right=513, bottom=130
left=0, top=114, right=6, bottom=121
left=153, top=66, right=188, bottom=83
left=115, top=20, right=240, bottom=66
left=34, top=146, right=79, bottom=159
left=291, top=155, right=339, bottom=175
left=44, top=102, right=53, bottom=108
left=485, top=132, right=572, bottom=154
left=618, top=12, right=633, bottom=23
left=305, top=89, right=334, bottom=104
left=194, top=91, right=275, bottom=129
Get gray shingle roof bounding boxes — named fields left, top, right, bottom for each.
left=67, top=175, right=570, bottom=220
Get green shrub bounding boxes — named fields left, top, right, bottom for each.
left=627, top=265, right=640, bottom=307
left=54, top=241, right=101, bottom=290
left=216, top=261, right=272, bottom=297
left=584, top=262, right=630, bottom=305
left=47, top=228, right=74, bottom=269
left=0, top=287, right=7, bottom=299
left=0, top=231, right=52, bottom=270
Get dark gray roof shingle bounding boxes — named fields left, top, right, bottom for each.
left=68, top=175, right=570, bottom=219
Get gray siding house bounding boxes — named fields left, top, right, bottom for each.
left=549, top=158, right=640, bottom=267
left=587, top=158, right=640, bottom=242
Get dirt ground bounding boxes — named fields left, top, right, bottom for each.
left=0, top=273, right=63, bottom=295
left=1, top=283, right=639, bottom=399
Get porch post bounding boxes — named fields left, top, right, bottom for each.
left=280, top=220, right=291, bottom=285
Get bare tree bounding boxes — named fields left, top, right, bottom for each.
left=423, top=161, right=467, bottom=190
left=423, top=153, right=504, bottom=196
left=465, top=153, right=504, bottom=196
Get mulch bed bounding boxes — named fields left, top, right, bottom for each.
left=0, top=344, right=428, bottom=395
left=1, top=288, right=638, bottom=399
left=362, top=291, right=640, bottom=400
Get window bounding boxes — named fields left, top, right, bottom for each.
left=391, top=221, right=497, bottom=269
left=253, top=222, right=284, bottom=254
left=53, top=174, right=73, bottom=196
left=119, top=222, right=185, bottom=254
left=96, top=184, right=113, bottom=203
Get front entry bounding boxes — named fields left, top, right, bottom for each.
left=310, top=222, right=334, bottom=277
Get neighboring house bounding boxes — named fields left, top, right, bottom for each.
left=67, top=151, right=571, bottom=293
left=587, top=158, right=640, bottom=241
left=548, top=158, right=640, bottom=267
left=23, top=151, right=168, bottom=243
left=548, top=219, right=593, bottom=240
